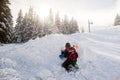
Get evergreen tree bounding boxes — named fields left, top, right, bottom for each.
left=43, top=18, right=51, bottom=35
left=48, top=8, right=54, bottom=28
left=28, top=6, right=34, bottom=20
left=14, top=9, right=23, bottom=42
left=0, top=0, right=13, bottom=43
left=55, top=12, right=61, bottom=33
left=33, top=14, right=43, bottom=38
left=114, top=14, right=120, bottom=26
left=21, top=13, right=28, bottom=42
left=22, top=7, right=34, bottom=42
left=62, top=15, right=70, bottom=34
left=69, top=18, right=79, bottom=33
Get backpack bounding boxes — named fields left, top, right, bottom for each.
left=67, top=47, right=78, bottom=61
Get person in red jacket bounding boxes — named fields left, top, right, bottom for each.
left=61, top=43, right=78, bottom=72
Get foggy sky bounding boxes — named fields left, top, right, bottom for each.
left=10, top=0, right=120, bottom=28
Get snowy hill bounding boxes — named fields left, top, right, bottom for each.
left=0, top=27, right=120, bottom=80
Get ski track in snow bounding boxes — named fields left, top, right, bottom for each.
left=0, top=27, right=120, bottom=80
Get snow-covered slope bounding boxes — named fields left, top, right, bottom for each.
left=0, top=27, right=120, bottom=80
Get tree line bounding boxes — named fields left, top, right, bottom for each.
left=13, top=7, right=79, bottom=43
left=0, top=0, right=79, bottom=43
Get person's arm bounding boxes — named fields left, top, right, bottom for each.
left=61, top=49, right=68, bottom=57
left=64, top=49, right=69, bottom=58
left=61, top=50, right=64, bottom=54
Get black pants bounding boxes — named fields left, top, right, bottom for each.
left=62, top=59, right=72, bottom=71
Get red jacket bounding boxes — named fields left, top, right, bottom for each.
left=63, top=47, right=78, bottom=61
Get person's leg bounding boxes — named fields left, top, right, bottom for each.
left=62, top=59, right=71, bottom=71
left=72, top=61, right=77, bottom=67
left=73, top=60, right=79, bottom=69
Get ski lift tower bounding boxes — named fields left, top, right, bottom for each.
left=88, top=20, right=93, bottom=32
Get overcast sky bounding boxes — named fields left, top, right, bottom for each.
left=10, top=0, right=120, bottom=29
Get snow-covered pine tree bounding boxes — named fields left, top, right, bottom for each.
left=114, top=14, right=120, bottom=26
left=33, top=14, right=43, bottom=38
left=55, top=12, right=61, bottom=33
left=20, top=13, right=28, bottom=42
left=22, top=7, right=34, bottom=42
left=46, top=8, right=54, bottom=34
left=62, top=15, right=70, bottom=34
left=14, top=9, right=23, bottom=42
left=69, top=18, right=79, bottom=33
left=43, top=18, right=50, bottom=35
left=0, top=0, right=13, bottom=43
left=48, top=8, right=54, bottom=28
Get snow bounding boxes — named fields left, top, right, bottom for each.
left=36, top=69, right=55, bottom=80
left=0, top=26, right=120, bottom=80
left=0, top=58, right=21, bottom=80
left=0, top=22, right=6, bottom=29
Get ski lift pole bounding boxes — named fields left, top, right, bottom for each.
left=88, top=20, right=90, bottom=32
left=88, top=20, right=93, bottom=33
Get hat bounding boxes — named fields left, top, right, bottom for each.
left=65, top=43, right=71, bottom=48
